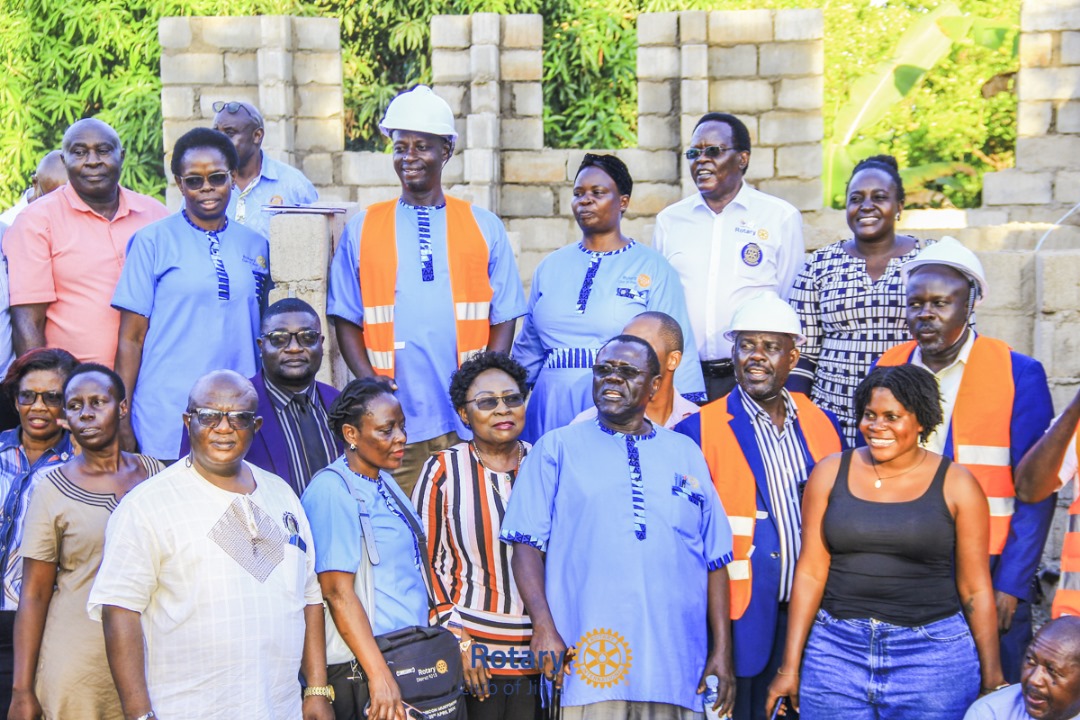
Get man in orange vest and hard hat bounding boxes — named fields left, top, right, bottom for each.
left=674, top=291, right=844, bottom=720
left=874, top=236, right=1054, bottom=682
left=327, top=85, right=527, bottom=494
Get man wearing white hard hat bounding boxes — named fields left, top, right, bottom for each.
left=675, top=291, right=844, bottom=720
left=327, top=86, right=526, bottom=494
left=875, top=236, right=1054, bottom=682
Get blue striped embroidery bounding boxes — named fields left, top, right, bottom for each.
left=682, top=391, right=707, bottom=404
left=575, top=240, right=635, bottom=314
left=400, top=199, right=446, bottom=283
left=543, top=347, right=599, bottom=369
left=500, top=531, right=545, bottom=550
left=182, top=210, right=230, bottom=301
left=596, top=419, right=656, bottom=540
left=707, top=551, right=734, bottom=572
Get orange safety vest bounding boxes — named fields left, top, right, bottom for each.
left=877, top=336, right=1016, bottom=555
left=1052, top=431, right=1080, bottom=619
left=699, top=392, right=841, bottom=620
left=358, top=196, right=494, bottom=377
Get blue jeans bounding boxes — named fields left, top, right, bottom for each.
left=800, top=609, right=979, bottom=720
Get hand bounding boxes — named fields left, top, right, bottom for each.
left=303, top=694, right=335, bottom=720
left=530, top=624, right=573, bottom=687
left=766, top=670, right=800, bottom=717
left=8, top=688, right=43, bottom=720
left=367, top=667, right=406, bottom=720
left=461, top=632, right=493, bottom=701
left=697, top=651, right=736, bottom=718
left=995, top=591, right=1019, bottom=633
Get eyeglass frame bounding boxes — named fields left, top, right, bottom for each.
left=683, top=145, right=737, bottom=161
left=15, top=390, right=64, bottom=408
left=185, top=407, right=258, bottom=430
left=260, top=330, right=322, bottom=349
left=211, top=101, right=263, bottom=128
left=178, top=172, right=233, bottom=191
left=591, top=363, right=648, bottom=380
left=463, top=392, right=526, bottom=412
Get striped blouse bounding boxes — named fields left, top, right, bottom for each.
left=412, top=441, right=536, bottom=676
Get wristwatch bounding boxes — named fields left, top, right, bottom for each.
left=304, top=685, right=336, bottom=702
left=459, top=638, right=474, bottom=654
left=134, top=713, right=156, bottom=720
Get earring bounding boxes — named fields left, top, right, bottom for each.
left=349, top=443, right=357, bottom=452
left=895, top=213, right=901, bottom=221
left=184, top=455, right=193, bottom=468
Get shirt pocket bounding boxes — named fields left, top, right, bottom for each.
left=733, top=235, right=779, bottom=282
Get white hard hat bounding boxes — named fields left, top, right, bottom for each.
left=901, top=236, right=988, bottom=305
left=724, top=291, right=806, bottom=345
left=379, top=85, right=458, bottom=142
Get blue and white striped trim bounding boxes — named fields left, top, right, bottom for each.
left=682, top=391, right=707, bottom=404
left=596, top=419, right=657, bottom=541
left=544, top=347, right=600, bottom=369
left=500, top=531, right=546, bottom=552
left=707, top=551, right=735, bottom=572
left=401, top=199, right=446, bottom=283
left=575, top=240, right=635, bottom=313
left=182, top=210, right=230, bottom=301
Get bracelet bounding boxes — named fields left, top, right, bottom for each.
left=134, top=713, right=156, bottom=720
left=776, top=668, right=799, bottom=676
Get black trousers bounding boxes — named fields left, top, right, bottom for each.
left=327, top=661, right=370, bottom=720
left=466, top=675, right=544, bottom=720
left=0, top=610, right=14, bottom=713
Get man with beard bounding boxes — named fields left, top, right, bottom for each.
left=875, top=236, right=1054, bottom=683
left=674, top=291, right=844, bottom=720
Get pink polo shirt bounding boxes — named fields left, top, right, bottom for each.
left=3, top=184, right=168, bottom=366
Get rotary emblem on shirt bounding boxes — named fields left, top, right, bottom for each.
left=269, top=195, right=284, bottom=205
left=637, top=273, right=651, bottom=289
left=757, top=228, right=770, bottom=241
left=741, top=242, right=763, bottom=267
left=256, top=255, right=268, bottom=269
left=576, top=628, right=632, bottom=689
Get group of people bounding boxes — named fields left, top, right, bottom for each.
left=0, top=80, right=1073, bottom=720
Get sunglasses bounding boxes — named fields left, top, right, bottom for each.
left=211, top=100, right=260, bottom=122
left=683, top=146, right=735, bottom=161
left=179, top=172, right=231, bottom=191
left=15, top=390, right=63, bottom=408
left=464, top=393, right=525, bottom=412
left=592, top=363, right=646, bottom=380
left=186, top=407, right=257, bottom=430
left=262, top=330, right=321, bottom=349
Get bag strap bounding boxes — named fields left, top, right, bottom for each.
left=378, top=476, right=442, bottom=621
left=318, top=466, right=381, bottom=565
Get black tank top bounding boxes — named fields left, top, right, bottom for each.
left=821, top=450, right=960, bottom=626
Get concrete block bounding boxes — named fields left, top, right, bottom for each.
left=757, top=178, right=822, bottom=211
left=223, top=52, right=257, bottom=85
left=433, top=84, right=468, bottom=116
left=977, top=250, right=1035, bottom=313
left=681, top=79, right=710, bottom=115
left=557, top=185, right=575, bottom=215
left=467, top=113, right=499, bottom=149
left=504, top=14, right=543, bottom=49
left=294, top=52, right=343, bottom=85
left=341, top=152, right=396, bottom=186
left=450, top=184, right=497, bottom=212
left=163, top=119, right=205, bottom=151
left=464, top=149, right=497, bottom=184
left=161, top=53, right=223, bottom=85
left=744, top=147, right=775, bottom=182
left=777, top=143, right=822, bottom=179
left=354, top=186, right=402, bottom=208
left=615, top=148, right=679, bottom=183
left=626, top=183, right=683, bottom=217
left=622, top=217, right=655, bottom=245
left=709, top=79, right=774, bottom=114
left=1059, top=101, right=1080, bottom=133
left=513, top=83, right=543, bottom=116
left=470, top=44, right=500, bottom=83
left=259, top=16, right=292, bottom=48
left=777, top=76, right=823, bottom=110
left=296, top=118, right=344, bottom=153
left=759, top=111, right=823, bottom=144
left=775, top=9, right=823, bottom=41
left=455, top=116, right=467, bottom=147
left=1065, top=32, right=1080, bottom=65
left=1023, top=8, right=1080, bottom=32
left=1054, top=171, right=1080, bottom=203
left=503, top=150, right=568, bottom=183
left=637, top=47, right=680, bottom=80
left=297, top=86, right=344, bottom=119
left=1018, top=101, right=1053, bottom=136
left=501, top=185, right=554, bottom=217
left=638, top=81, right=674, bottom=116
left=501, top=50, right=543, bottom=81
left=313, top=186, right=350, bottom=203
left=1017, top=136, right=1080, bottom=171
left=638, top=115, right=679, bottom=150
left=302, top=153, right=334, bottom=186
left=565, top=149, right=605, bottom=179
left=1020, top=67, right=1080, bottom=101
left=1020, top=32, right=1055, bottom=68
left=470, top=81, right=499, bottom=114
left=982, top=170, right=1052, bottom=205
left=1038, top=250, right=1080, bottom=313
left=199, top=87, right=259, bottom=119
left=678, top=10, right=708, bottom=45
left=472, top=13, right=501, bottom=45
left=432, top=50, right=471, bottom=83
left=270, top=214, right=330, bottom=282
left=680, top=113, right=699, bottom=147
left=501, top=118, right=544, bottom=150
left=637, top=12, right=678, bottom=46
left=681, top=44, right=709, bottom=79
left=759, top=41, right=824, bottom=77
left=257, top=49, right=293, bottom=83
left=1040, top=317, right=1080, bottom=380
left=161, top=87, right=195, bottom=120
left=431, top=15, right=470, bottom=49
left=510, top=219, right=577, bottom=255
left=443, top=154, right=464, bottom=185
left=259, top=84, right=295, bottom=119
left=159, top=17, right=192, bottom=49
left=709, top=10, right=773, bottom=45
left=709, top=46, right=757, bottom=78
left=293, top=17, right=340, bottom=50
left=165, top=184, right=183, bottom=212
left=200, top=17, right=262, bottom=49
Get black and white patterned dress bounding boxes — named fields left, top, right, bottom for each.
left=788, top=239, right=924, bottom=445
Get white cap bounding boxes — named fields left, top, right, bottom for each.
left=379, top=85, right=458, bottom=142
left=902, top=236, right=988, bottom=305
left=723, top=291, right=805, bottom=345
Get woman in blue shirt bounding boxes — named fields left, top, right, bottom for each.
left=512, top=154, right=704, bottom=443
left=113, top=128, right=269, bottom=461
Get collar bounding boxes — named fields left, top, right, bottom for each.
left=595, top=417, right=657, bottom=441
left=263, top=373, right=318, bottom=411
left=690, top=180, right=750, bottom=216
left=62, top=183, right=132, bottom=221
left=913, top=329, right=977, bottom=376
left=257, top=152, right=280, bottom=181
left=0, top=427, right=73, bottom=461
left=0, top=428, right=21, bottom=453
left=399, top=198, right=446, bottom=211
left=181, top=208, right=228, bottom=235
left=737, top=385, right=797, bottom=427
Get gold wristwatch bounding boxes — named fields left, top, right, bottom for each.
left=459, top=638, right=474, bottom=654
left=304, top=685, right=336, bottom=702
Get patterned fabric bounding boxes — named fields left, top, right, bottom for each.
left=788, top=239, right=923, bottom=444
left=575, top=240, right=635, bottom=313
left=263, top=377, right=337, bottom=495
left=181, top=209, right=231, bottom=301
left=544, top=347, right=599, bottom=369
left=596, top=419, right=657, bottom=540
left=401, top=199, right=446, bottom=283
left=207, top=496, right=286, bottom=582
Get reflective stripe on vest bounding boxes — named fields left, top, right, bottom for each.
left=699, top=392, right=841, bottom=620
left=877, top=336, right=1016, bottom=555
left=358, top=196, right=494, bottom=378
left=1052, top=431, right=1080, bottom=619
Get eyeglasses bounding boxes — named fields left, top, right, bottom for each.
left=186, top=407, right=257, bottom=430
left=262, top=330, right=321, bottom=348
left=464, top=393, right=525, bottom=411
left=592, top=363, right=646, bottom=380
left=179, top=173, right=231, bottom=191
left=15, top=390, right=63, bottom=408
left=212, top=101, right=263, bottom=128
left=684, top=146, right=736, bottom=161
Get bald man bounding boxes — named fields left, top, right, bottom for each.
left=212, top=101, right=317, bottom=239
left=29, top=151, right=66, bottom=202
left=572, top=311, right=700, bottom=429
left=3, top=118, right=168, bottom=365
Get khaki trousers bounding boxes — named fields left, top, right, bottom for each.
left=391, top=431, right=462, bottom=497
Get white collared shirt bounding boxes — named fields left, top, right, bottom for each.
left=653, top=182, right=805, bottom=361
left=912, top=330, right=977, bottom=454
